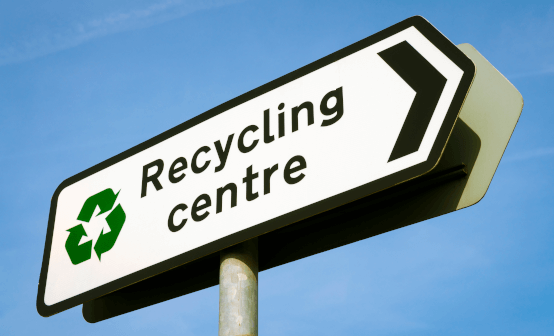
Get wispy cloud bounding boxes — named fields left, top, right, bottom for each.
left=505, top=147, right=554, bottom=162
left=0, top=0, right=243, bottom=67
left=507, top=67, right=554, bottom=79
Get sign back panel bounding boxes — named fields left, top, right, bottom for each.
left=37, top=16, right=475, bottom=317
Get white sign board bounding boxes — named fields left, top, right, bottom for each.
left=38, top=16, right=475, bottom=316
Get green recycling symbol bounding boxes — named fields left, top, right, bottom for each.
left=65, top=188, right=126, bottom=265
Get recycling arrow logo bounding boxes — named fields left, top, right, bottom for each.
left=65, top=188, right=126, bottom=265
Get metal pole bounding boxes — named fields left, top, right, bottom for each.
left=219, top=238, right=258, bottom=336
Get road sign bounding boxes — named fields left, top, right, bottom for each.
left=81, top=42, right=523, bottom=323
left=38, top=16, right=476, bottom=317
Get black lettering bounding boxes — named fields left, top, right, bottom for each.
left=292, top=102, right=314, bottom=132
left=216, top=183, right=237, bottom=213
left=264, top=109, right=275, bottom=143
left=141, top=159, right=164, bottom=198
left=191, top=146, right=211, bottom=174
left=278, top=103, right=285, bottom=138
left=168, top=203, right=188, bottom=232
left=284, top=155, right=307, bottom=184
left=320, top=87, right=344, bottom=127
left=242, top=165, right=259, bottom=201
left=191, top=194, right=211, bottom=222
left=238, top=125, right=259, bottom=153
left=214, top=134, right=234, bottom=172
left=278, top=112, right=285, bottom=138
left=264, top=164, right=279, bottom=195
left=168, top=157, right=187, bottom=183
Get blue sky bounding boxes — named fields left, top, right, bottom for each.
left=1, top=0, right=553, bottom=335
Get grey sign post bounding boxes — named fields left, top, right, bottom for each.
left=219, top=239, right=258, bottom=336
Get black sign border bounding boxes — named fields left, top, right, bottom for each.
left=37, top=15, right=475, bottom=317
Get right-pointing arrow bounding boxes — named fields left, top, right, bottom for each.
left=379, top=41, right=447, bottom=162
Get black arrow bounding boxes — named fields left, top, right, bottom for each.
left=378, top=41, right=447, bottom=162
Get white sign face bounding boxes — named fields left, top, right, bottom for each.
left=38, top=16, right=475, bottom=317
